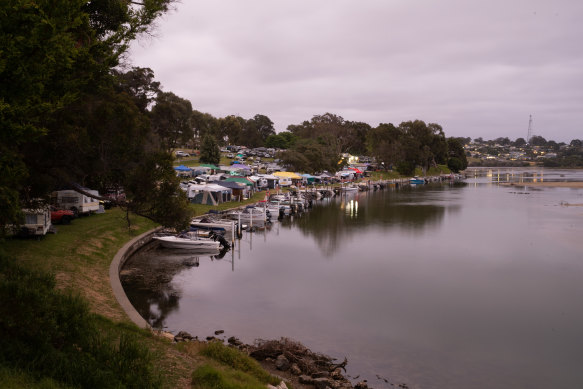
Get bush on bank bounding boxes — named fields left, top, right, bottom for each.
left=0, top=252, right=162, bottom=388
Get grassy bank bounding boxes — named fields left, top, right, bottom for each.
left=0, top=208, right=280, bottom=389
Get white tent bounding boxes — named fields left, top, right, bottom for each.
left=186, top=183, right=232, bottom=205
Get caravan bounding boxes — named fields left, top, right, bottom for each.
left=51, top=189, right=100, bottom=216
left=20, top=206, right=52, bottom=237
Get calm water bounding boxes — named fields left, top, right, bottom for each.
left=122, top=168, right=583, bottom=389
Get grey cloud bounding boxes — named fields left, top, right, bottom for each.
left=129, top=0, right=583, bottom=142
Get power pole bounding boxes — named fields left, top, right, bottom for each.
left=527, top=115, right=533, bottom=143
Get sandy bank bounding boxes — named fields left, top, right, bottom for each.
left=502, top=181, right=583, bottom=189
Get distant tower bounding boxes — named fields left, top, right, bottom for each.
left=527, top=115, right=533, bottom=143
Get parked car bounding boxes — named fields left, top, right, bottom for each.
left=175, top=151, right=190, bottom=157
left=50, top=206, right=75, bottom=224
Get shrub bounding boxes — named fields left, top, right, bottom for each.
left=0, top=253, right=161, bottom=388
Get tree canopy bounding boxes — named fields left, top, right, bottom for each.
left=446, top=137, right=469, bottom=173
left=0, top=0, right=193, bottom=232
left=199, top=135, right=221, bottom=165
left=365, top=120, right=448, bottom=175
left=150, top=91, right=194, bottom=150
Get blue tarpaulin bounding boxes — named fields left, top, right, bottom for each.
left=174, top=165, right=192, bottom=171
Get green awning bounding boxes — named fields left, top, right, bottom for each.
left=224, top=177, right=254, bottom=187
left=199, top=164, right=219, bottom=170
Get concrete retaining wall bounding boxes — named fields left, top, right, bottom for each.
left=109, top=227, right=163, bottom=329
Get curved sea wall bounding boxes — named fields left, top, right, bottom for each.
left=109, top=226, right=163, bottom=329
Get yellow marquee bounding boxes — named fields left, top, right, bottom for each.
left=273, top=171, right=302, bottom=179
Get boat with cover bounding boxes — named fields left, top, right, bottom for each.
left=410, top=177, right=426, bottom=185
left=229, top=206, right=270, bottom=223
left=190, top=216, right=236, bottom=234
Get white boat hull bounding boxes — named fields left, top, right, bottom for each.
left=154, top=235, right=221, bottom=250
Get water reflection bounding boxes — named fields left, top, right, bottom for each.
left=120, top=243, right=231, bottom=329
left=294, top=185, right=463, bottom=256
left=469, top=167, right=583, bottom=184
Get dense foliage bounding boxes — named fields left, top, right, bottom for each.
left=0, top=0, right=197, bottom=231
left=0, top=252, right=161, bottom=388
left=446, top=137, right=469, bottom=173
left=199, top=134, right=221, bottom=165
left=276, top=115, right=450, bottom=175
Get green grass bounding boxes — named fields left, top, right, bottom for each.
left=368, top=170, right=402, bottom=180
left=2, top=208, right=157, bottom=272
left=191, top=342, right=280, bottom=389
left=199, top=342, right=278, bottom=385
left=173, top=155, right=236, bottom=167
left=2, top=208, right=158, bottom=321
left=0, top=366, right=71, bottom=389
left=192, top=364, right=268, bottom=389
left=423, top=164, right=451, bottom=176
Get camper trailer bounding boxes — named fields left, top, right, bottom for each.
left=20, top=206, right=52, bottom=237
left=51, top=189, right=100, bottom=216
left=277, top=177, right=292, bottom=187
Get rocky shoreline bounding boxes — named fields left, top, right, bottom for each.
left=167, top=331, right=409, bottom=389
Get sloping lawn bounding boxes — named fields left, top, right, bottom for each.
left=1, top=207, right=281, bottom=389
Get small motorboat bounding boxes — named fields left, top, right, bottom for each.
left=229, top=206, right=270, bottom=223
left=410, top=177, right=426, bottom=185
left=153, top=231, right=225, bottom=250
left=190, top=217, right=236, bottom=234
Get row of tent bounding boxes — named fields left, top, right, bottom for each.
left=176, top=165, right=369, bottom=205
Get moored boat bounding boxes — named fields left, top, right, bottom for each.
left=229, top=206, right=270, bottom=223
left=153, top=231, right=225, bottom=250
left=190, top=217, right=236, bottom=234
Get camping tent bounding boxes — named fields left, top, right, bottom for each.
left=199, top=163, right=219, bottom=171
left=224, top=176, right=254, bottom=187
left=301, top=174, right=316, bottom=184
left=215, top=180, right=250, bottom=201
left=185, top=183, right=231, bottom=205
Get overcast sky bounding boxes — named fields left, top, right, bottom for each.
left=128, top=0, right=583, bottom=143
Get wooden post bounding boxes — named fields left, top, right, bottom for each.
left=231, top=220, right=235, bottom=247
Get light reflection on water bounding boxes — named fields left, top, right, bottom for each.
left=122, top=168, right=583, bottom=389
